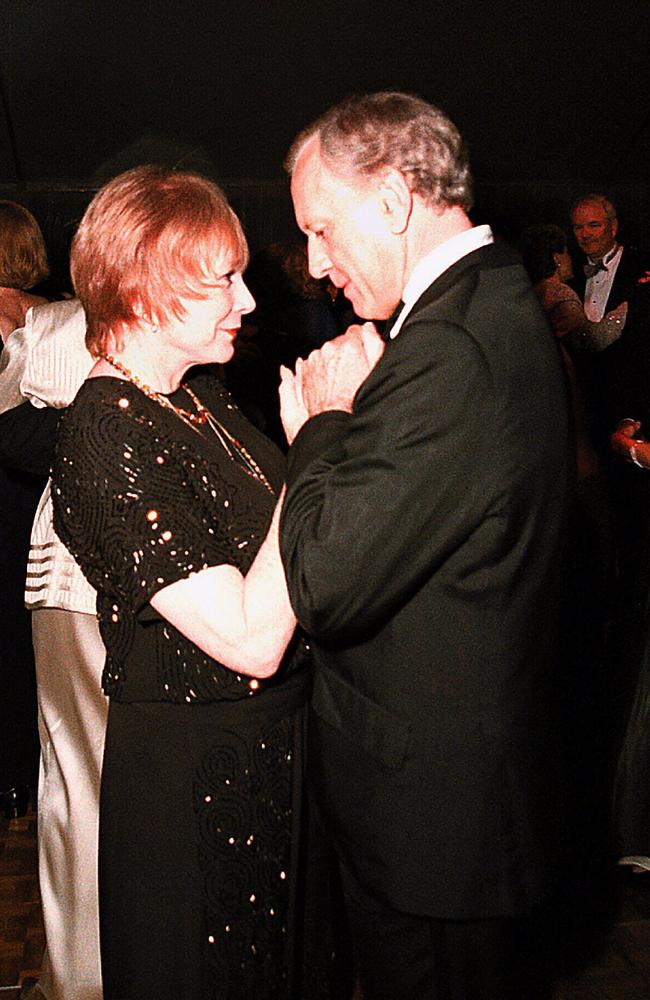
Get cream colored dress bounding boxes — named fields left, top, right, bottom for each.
left=0, top=299, right=107, bottom=1000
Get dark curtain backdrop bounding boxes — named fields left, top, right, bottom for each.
left=2, top=0, right=649, bottom=263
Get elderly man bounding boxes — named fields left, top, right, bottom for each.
left=570, top=193, right=649, bottom=322
left=569, top=193, right=650, bottom=433
left=278, top=93, right=571, bottom=999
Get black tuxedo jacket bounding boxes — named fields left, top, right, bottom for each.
left=571, top=245, right=650, bottom=314
left=280, top=241, right=572, bottom=919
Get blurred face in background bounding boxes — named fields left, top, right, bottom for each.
left=571, top=201, right=618, bottom=260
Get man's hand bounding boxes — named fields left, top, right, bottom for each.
left=616, top=417, right=642, bottom=439
left=279, top=323, right=384, bottom=445
left=611, top=417, right=650, bottom=468
left=299, top=322, right=384, bottom=414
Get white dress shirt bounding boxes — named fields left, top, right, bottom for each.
left=584, top=243, right=622, bottom=322
left=390, top=224, right=494, bottom=339
left=0, top=298, right=97, bottom=614
left=0, top=296, right=91, bottom=413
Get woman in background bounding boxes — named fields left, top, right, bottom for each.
left=0, top=201, right=49, bottom=340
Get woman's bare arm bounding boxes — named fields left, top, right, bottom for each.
left=150, top=489, right=296, bottom=678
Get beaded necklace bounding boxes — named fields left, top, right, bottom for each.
left=99, top=353, right=275, bottom=496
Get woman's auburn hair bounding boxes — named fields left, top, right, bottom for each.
left=71, top=165, right=249, bottom=356
left=0, top=200, right=49, bottom=290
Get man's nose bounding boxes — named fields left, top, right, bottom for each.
left=308, top=240, right=331, bottom=280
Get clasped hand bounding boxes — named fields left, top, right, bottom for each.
left=611, top=417, right=649, bottom=469
left=279, top=323, right=385, bottom=445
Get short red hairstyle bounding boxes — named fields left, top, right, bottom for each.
left=71, top=165, right=249, bottom=355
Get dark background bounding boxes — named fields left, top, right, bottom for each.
left=2, top=0, right=649, bottom=275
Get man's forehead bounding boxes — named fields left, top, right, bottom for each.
left=572, top=201, right=608, bottom=222
left=291, top=138, right=358, bottom=225
left=292, top=138, right=325, bottom=193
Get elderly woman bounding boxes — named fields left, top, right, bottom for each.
left=51, top=166, right=344, bottom=1000
left=0, top=200, right=49, bottom=341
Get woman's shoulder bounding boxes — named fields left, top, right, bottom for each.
left=63, top=375, right=141, bottom=420
left=57, top=377, right=154, bottom=455
left=53, top=376, right=192, bottom=502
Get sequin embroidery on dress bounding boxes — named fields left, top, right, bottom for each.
left=196, top=719, right=294, bottom=999
left=52, top=375, right=281, bottom=704
left=50, top=374, right=344, bottom=999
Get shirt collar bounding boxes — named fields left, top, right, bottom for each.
left=587, top=243, right=621, bottom=268
left=391, top=224, right=494, bottom=339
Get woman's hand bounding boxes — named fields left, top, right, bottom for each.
left=605, top=300, right=628, bottom=330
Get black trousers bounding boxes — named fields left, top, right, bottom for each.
left=340, top=864, right=555, bottom=1000
left=0, top=466, right=43, bottom=792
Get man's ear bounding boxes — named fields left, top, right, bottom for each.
left=612, top=217, right=619, bottom=240
left=376, top=167, right=413, bottom=235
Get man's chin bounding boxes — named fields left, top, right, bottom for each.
left=349, top=298, right=378, bottom=322
left=345, top=290, right=392, bottom=323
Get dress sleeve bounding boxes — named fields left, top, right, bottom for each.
left=541, top=282, right=624, bottom=351
left=52, top=388, right=232, bottom=616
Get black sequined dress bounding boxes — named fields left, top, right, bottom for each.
left=52, top=373, right=343, bottom=1000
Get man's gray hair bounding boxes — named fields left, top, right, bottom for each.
left=285, top=91, right=473, bottom=212
left=570, top=192, right=617, bottom=221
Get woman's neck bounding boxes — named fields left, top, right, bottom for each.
left=97, top=334, right=189, bottom=394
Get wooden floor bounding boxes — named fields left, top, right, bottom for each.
left=2, top=808, right=650, bottom=999
left=0, top=808, right=42, bottom=1000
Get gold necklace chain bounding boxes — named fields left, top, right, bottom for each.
left=99, top=353, right=275, bottom=496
